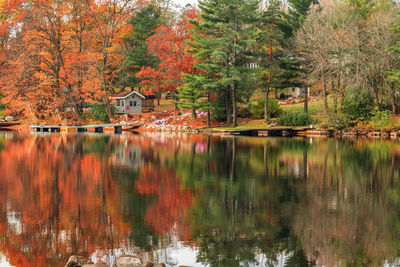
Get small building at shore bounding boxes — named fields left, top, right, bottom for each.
left=110, top=91, right=146, bottom=115
left=288, top=87, right=309, bottom=98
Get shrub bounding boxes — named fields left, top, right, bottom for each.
left=237, top=106, right=252, bottom=117
left=369, top=108, right=392, bottom=128
left=342, top=89, right=374, bottom=120
left=328, top=113, right=351, bottom=130
left=0, top=103, right=5, bottom=110
left=251, top=98, right=283, bottom=119
left=90, top=104, right=110, bottom=123
left=277, top=112, right=315, bottom=126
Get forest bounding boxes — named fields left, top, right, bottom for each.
left=1, top=0, right=400, bottom=129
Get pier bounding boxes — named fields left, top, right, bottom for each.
left=30, top=124, right=142, bottom=134
left=202, top=127, right=333, bottom=137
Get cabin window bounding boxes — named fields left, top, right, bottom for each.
left=134, top=101, right=137, bottom=107
left=130, top=101, right=133, bottom=107
left=117, top=100, right=120, bottom=106
left=292, top=88, right=295, bottom=92
left=121, top=100, right=125, bottom=107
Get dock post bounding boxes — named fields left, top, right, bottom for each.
left=114, top=126, right=122, bottom=134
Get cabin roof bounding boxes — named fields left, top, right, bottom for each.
left=111, top=91, right=145, bottom=99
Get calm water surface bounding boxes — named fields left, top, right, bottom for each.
left=0, top=132, right=400, bottom=267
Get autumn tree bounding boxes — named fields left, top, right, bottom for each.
left=137, top=7, right=199, bottom=105
left=86, top=0, right=134, bottom=120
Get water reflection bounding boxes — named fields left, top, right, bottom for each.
left=0, top=133, right=400, bottom=266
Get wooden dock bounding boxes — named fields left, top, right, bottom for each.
left=0, top=122, right=21, bottom=130
left=202, top=127, right=332, bottom=137
left=30, top=124, right=142, bottom=134
left=0, top=122, right=21, bottom=127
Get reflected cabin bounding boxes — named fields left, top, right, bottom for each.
left=110, top=91, right=145, bottom=115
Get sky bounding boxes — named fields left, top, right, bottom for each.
left=174, top=0, right=198, bottom=8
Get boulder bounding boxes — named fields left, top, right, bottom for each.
left=141, top=261, right=154, bottom=267
left=65, top=255, right=93, bottom=267
left=82, top=262, right=109, bottom=267
left=116, top=255, right=142, bottom=267
left=4, top=116, right=13, bottom=122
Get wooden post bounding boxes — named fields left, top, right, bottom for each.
left=304, top=87, right=309, bottom=114
left=114, top=126, right=122, bottom=134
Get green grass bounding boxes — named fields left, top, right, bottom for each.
left=281, top=98, right=334, bottom=126
left=281, top=99, right=331, bottom=114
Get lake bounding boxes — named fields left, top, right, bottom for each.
left=0, top=132, right=400, bottom=266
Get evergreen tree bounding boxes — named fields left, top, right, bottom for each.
left=179, top=0, right=259, bottom=127
left=120, top=5, right=162, bottom=92
left=287, top=0, right=318, bottom=35
left=257, top=0, right=286, bottom=121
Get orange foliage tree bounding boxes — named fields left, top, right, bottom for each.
left=136, top=7, right=199, bottom=105
left=0, top=0, right=134, bottom=122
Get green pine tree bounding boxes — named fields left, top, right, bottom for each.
left=257, top=0, right=286, bottom=121
left=119, top=5, right=162, bottom=92
left=178, top=0, right=259, bottom=127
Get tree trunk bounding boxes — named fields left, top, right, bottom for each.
left=323, top=78, right=330, bottom=115
left=226, top=89, right=232, bottom=126
left=191, top=108, right=197, bottom=120
left=207, top=93, right=211, bottom=128
left=391, top=83, right=397, bottom=114
left=332, top=81, right=338, bottom=114
left=265, top=88, right=270, bottom=121
left=304, top=86, right=308, bottom=113
left=266, top=38, right=273, bottom=121
left=232, top=83, right=237, bottom=127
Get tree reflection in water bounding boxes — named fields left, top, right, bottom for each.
left=0, top=133, right=400, bottom=266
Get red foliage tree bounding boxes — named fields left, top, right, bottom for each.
left=137, top=8, right=199, bottom=104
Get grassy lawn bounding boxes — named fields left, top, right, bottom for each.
left=281, top=98, right=333, bottom=126
left=0, top=103, right=4, bottom=117
left=154, top=99, right=177, bottom=112
left=149, top=97, right=333, bottom=128
left=281, top=98, right=330, bottom=114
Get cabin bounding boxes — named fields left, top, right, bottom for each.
left=288, top=87, right=309, bottom=98
left=112, top=144, right=142, bottom=170
left=110, top=91, right=146, bottom=115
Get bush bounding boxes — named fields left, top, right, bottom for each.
left=369, top=108, right=392, bottom=128
left=328, top=113, right=351, bottom=130
left=90, top=104, right=110, bottom=123
left=0, top=103, right=5, bottom=110
left=251, top=98, right=283, bottom=119
left=342, top=89, right=374, bottom=120
left=277, top=112, right=316, bottom=126
left=237, top=106, right=252, bottom=117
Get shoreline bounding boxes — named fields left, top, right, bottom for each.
left=3, top=123, right=400, bottom=139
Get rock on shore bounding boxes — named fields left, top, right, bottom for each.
left=64, top=255, right=184, bottom=267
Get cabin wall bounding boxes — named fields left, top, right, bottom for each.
left=288, top=87, right=309, bottom=98
left=113, top=95, right=142, bottom=114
